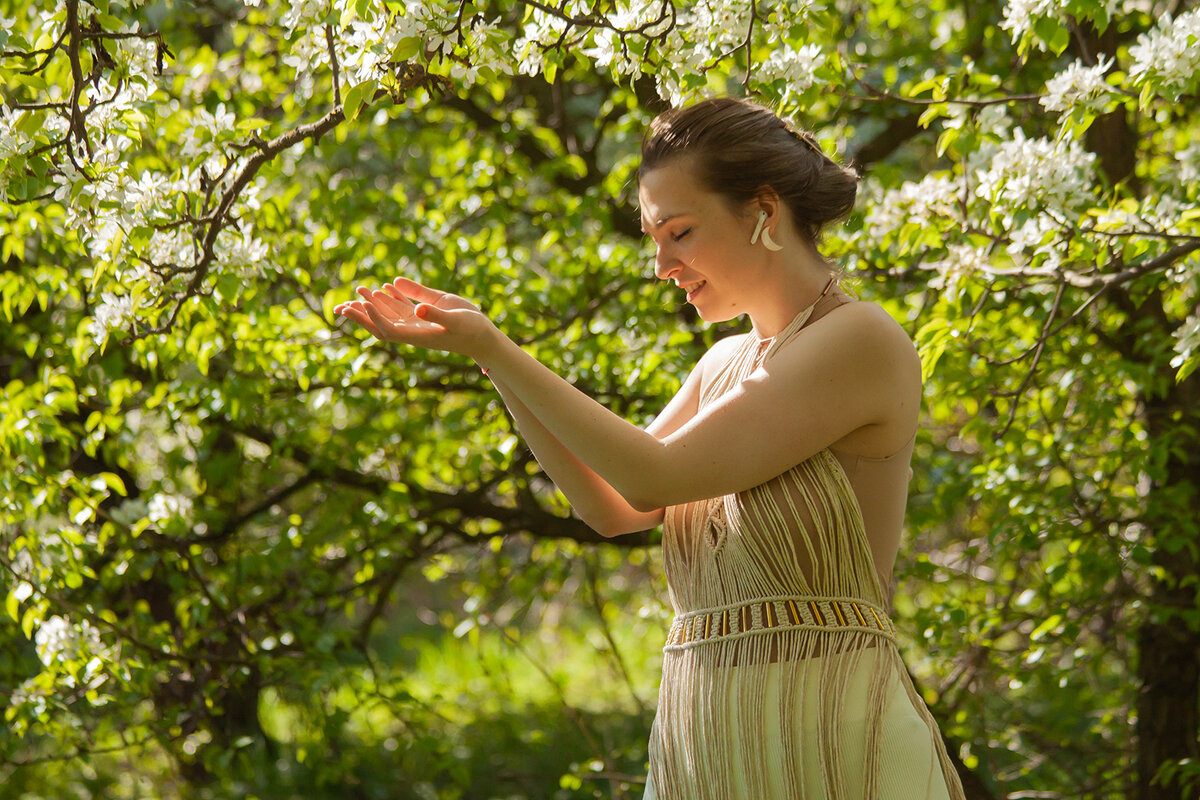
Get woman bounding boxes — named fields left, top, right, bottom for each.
left=335, top=97, right=965, bottom=800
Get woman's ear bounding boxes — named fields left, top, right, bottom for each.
left=750, top=186, right=782, bottom=224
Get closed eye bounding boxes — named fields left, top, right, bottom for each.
left=672, top=227, right=693, bottom=242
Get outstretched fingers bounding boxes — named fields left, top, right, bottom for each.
left=389, top=276, right=444, bottom=305
left=335, top=301, right=384, bottom=338
left=360, top=301, right=403, bottom=339
left=360, top=287, right=415, bottom=321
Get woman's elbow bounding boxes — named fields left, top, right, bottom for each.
left=580, top=505, right=662, bottom=537
left=626, top=495, right=662, bottom=514
left=625, top=479, right=673, bottom=513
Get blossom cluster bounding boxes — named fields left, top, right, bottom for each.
left=999, top=0, right=1064, bottom=42
left=1171, top=310, right=1200, bottom=376
left=758, top=44, right=826, bottom=93
left=583, top=0, right=673, bottom=77
left=973, top=132, right=1097, bottom=222
left=652, top=0, right=755, bottom=104
left=148, top=493, right=195, bottom=525
left=340, top=12, right=422, bottom=88
left=1179, top=142, right=1200, bottom=185
left=928, top=243, right=994, bottom=293
left=1040, top=58, right=1115, bottom=117
left=863, top=174, right=962, bottom=240
left=1129, top=9, right=1200, bottom=96
left=34, top=615, right=105, bottom=670
left=1005, top=213, right=1065, bottom=270
left=90, top=293, right=136, bottom=345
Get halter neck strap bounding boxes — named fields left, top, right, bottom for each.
left=758, top=275, right=838, bottom=359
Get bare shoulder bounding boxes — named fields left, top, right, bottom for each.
left=769, top=299, right=922, bottom=447
left=682, top=332, right=746, bottom=394
left=708, top=330, right=752, bottom=359
left=810, top=299, right=920, bottom=376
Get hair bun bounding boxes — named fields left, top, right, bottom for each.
left=640, top=97, right=858, bottom=243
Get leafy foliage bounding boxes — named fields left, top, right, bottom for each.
left=2, top=0, right=1198, bottom=798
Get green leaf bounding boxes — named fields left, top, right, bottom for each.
left=236, top=117, right=271, bottom=132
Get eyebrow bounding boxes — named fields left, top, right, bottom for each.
left=640, top=213, right=684, bottom=234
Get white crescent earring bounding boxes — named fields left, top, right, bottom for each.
left=750, top=210, right=783, bottom=252
left=761, top=226, right=783, bottom=252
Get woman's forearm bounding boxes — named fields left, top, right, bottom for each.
left=488, top=374, right=664, bottom=537
left=334, top=281, right=679, bottom=512
left=477, top=333, right=671, bottom=512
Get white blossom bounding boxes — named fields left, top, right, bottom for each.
left=341, top=13, right=413, bottom=87
left=148, top=493, right=194, bottom=524
left=864, top=174, right=961, bottom=239
left=8, top=678, right=49, bottom=720
left=1093, top=196, right=1188, bottom=236
left=931, top=7, right=966, bottom=50
left=1041, top=57, right=1114, bottom=116
left=114, top=33, right=161, bottom=86
left=51, top=156, right=86, bottom=204
left=929, top=244, right=992, bottom=292
left=1178, top=142, right=1200, bottom=184
left=1129, top=9, right=1200, bottom=94
left=147, top=227, right=195, bottom=269
left=513, top=13, right=570, bottom=75
left=180, top=104, right=237, bottom=160
left=515, top=35, right=546, bottom=77
left=649, top=0, right=754, bottom=103
left=34, top=616, right=103, bottom=668
left=90, top=292, right=135, bottom=344
left=11, top=547, right=36, bottom=581
left=759, top=44, right=825, bottom=92
left=977, top=103, right=1014, bottom=137
left=1141, top=196, right=1187, bottom=236
left=1008, top=214, right=1059, bottom=253
left=1006, top=213, right=1063, bottom=269
left=88, top=218, right=125, bottom=260
left=32, top=615, right=110, bottom=691
left=1000, top=0, right=1062, bottom=42
left=281, top=28, right=329, bottom=95
left=215, top=227, right=270, bottom=275
left=1001, top=0, right=1122, bottom=44
left=973, top=131, right=1096, bottom=220
left=280, top=0, right=326, bottom=37
left=584, top=1, right=672, bottom=75
left=1171, top=310, right=1200, bottom=371
left=0, top=103, right=33, bottom=160
left=8, top=527, right=82, bottom=585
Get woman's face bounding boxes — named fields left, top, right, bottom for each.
left=638, top=156, right=759, bottom=323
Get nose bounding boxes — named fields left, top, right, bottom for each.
left=653, top=243, right=679, bottom=281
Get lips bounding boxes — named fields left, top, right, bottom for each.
left=683, top=280, right=706, bottom=302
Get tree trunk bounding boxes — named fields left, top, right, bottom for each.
left=1137, top=372, right=1200, bottom=800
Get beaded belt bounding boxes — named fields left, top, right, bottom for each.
left=663, top=594, right=897, bottom=651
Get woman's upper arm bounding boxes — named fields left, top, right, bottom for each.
left=644, top=335, right=740, bottom=440
left=640, top=304, right=920, bottom=508
left=601, top=337, right=735, bottom=527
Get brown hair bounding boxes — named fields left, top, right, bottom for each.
left=638, top=97, right=858, bottom=243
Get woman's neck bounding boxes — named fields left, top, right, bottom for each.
left=746, top=247, right=837, bottom=340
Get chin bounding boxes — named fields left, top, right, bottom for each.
left=694, top=305, right=738, bottom=324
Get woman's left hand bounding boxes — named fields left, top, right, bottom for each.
left=333, top=276, right=497, bottom=360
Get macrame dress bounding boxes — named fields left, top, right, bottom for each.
left=643, top=294, right=966, bottom=800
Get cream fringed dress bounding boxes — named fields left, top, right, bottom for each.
left=643, top=294, right=966, bottom=800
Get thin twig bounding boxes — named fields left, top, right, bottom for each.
left=994, top=280, right=1065, bottom=439
left=324, top=24, right=341, bottom=108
